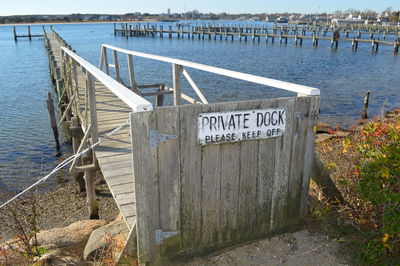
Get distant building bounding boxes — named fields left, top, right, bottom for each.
left=331, top=18, right=364, bottom=25
left=99, top=15, right=111, bottom=21
left=167, top=9, right=171, bottom=16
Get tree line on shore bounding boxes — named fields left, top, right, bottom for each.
left=1, top=8, right=399, bottom=24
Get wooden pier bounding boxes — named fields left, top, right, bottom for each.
left=13, top=26, right=44, bottom=41
left=114, top=23, right=400, bottom=54
left=44, top=29, right=322, bottom=264
left=45, top=31, right=139, bottom=227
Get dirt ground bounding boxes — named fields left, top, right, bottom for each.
left=187, top=230, right=347, bottom=265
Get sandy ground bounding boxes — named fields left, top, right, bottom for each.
left=187, top=230, right=347, bottom=265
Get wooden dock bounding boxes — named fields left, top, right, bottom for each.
left=42, top=28, right=325, bottom=264
left=114, top=23, right=400, bottom=53
left=45, top=31, right=137, bottom=229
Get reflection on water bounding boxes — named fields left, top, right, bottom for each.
left=0, top=22, right=399, bottom=190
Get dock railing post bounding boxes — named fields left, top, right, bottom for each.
left=87, top=72, right=98, bottom=144
left=172, top=64, right=182, bottom=105
left=99, top=46, right=110, bottom=74
left=113, top=50, right=121, bottom=82
left=127, top=54, right=138, bottom=92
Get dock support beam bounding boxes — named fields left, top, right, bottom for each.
left=46, top=92, right=61, bottom=153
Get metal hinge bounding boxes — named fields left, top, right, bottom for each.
left=294, top=112, right=302, bottom=136
left=155, top=229, right=180, bottom=245
left=150, top=130, right=177, bottom=147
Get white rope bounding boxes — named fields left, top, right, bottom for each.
left=0, top=121, right=130, bottom=209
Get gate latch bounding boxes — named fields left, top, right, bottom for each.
left=155, top=229, right=180, bottom=245
left=150, top=130, right=177, bottom=147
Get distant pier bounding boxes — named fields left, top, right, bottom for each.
left=114, top=23, right=400, bottom=54
left=13, top=26, right=44, bottom=41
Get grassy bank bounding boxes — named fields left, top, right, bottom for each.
left=310, top=109, right=400, bottom=264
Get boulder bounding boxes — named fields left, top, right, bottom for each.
left=83, top=219, right=129, bottom=260
left=315, top=133, right=333, bottom=143
left=36, top=220, right=108, bottom=256
left=316, top=121, right=332, bottom=133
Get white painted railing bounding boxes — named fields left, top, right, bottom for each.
left=60, top=46, right=152, bottom=149
left=100, top=44, right=320, bottom=98
left=62, top=47, right=153, bottom=112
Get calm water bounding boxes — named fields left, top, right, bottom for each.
left=1, top=22, right=399, bottom=190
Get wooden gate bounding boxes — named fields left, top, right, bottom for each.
left=130, top=95, right=319, bottom=264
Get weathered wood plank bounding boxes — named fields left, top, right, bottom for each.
left=287, top=97, right=311, bottom=222
left=156, top=107, right=181, bottom=233
left=101, top=165, right=133, bottom=181
left=238, top=139, right=259, bottom=238
left=110, top=183, right=135, bottom=195
left=115, top=192, right=135, bottom=206
left=130, top=111, right=160, bottom=264
left=201, top=142, right=221, bottom=246
left=270, top=97, right=296, bottom=230
left=255, top=98, right=278, bottom=233
left=179, top=104, right=203, bottom=253
left=121, top=204, right=136, bottom=218
left=219, top=142, right=240, bottom=243
left=104, top=173, right=133, bottom=186
left=300, top=96, right=320, bottom=217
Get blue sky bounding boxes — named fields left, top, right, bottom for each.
left=1, top=0, right=399, bottom=16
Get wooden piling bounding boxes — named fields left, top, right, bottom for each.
left=361, top=91, right=370, bottom=119
left=13, top=26, right=17, bottom=41
left=371, top=39, right=376, bottom=52
left=46, top=92, right=61, bottom=153
left=28, top=26, right=31, bottom=41
left=113, top=23, right=400, bottom=54
left=82, top=152, right=99, bottom=219
left=69, top=116, right=86, bottom=192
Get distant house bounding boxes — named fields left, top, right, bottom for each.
left=83, top=15, right=94, bottom=22
left=265, top=15, right=278, bottom=22
left=99, top=16, right=111, bottom=21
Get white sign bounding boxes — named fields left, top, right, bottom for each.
left=198, top=108, right=286, bottom=145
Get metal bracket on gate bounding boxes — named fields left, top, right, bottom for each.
left=155, top=229, right=180, bottom=245
left=294, top=112, right=302, bottom=136
left=150, top=130, right=177, bottom=147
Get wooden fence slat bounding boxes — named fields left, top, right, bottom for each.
left=256, top=98, right=279, bottom=234
left=300, top=96, right=320, bottom=217
left=179, top=104, right=203, bottom=253
left=219, top=143, right=240, bottom=243
left=130, top=111, right=160, bottom=264
left=156, top=107, right=181, bottom=236
left=287, top=97, right=312, bottom=221
left=270, top=97, right=296, bottom=230
left=238, top=139, right=259, bottom=238
left=201, top=143, right=221, bottom=246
